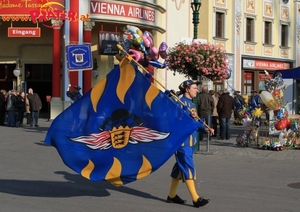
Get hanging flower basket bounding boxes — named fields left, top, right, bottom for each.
left=166, top=41, right=229, bottom=81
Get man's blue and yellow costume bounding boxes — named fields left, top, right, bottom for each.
left=66, top=85, right=82, bottom=102
left=171, top=95, right=206, bottom=181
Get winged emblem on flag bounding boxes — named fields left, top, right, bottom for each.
left=70, top=109, right=170, bottom=150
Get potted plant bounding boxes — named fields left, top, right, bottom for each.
left=166, top=41, right=230, bottom=81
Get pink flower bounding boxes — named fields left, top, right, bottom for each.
left=166, top=41, right=229, bottom=80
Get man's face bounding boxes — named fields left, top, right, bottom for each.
left=187, top=85, right=198, bottom=98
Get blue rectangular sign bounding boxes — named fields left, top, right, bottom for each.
left=66, top=44, right=93, bottom=70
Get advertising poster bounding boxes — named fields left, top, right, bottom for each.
left=98, top=31, right=120, bottom=55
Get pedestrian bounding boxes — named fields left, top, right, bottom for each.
left=248, top=90, right=262, bottom=126
left=0, top=89, right=6, bottom=126
left=25, top=93, right=31, bottom=125
left=167, top=80, right=213, bottom=208
left=209, top=90, right=219, bottom=137
left=15, top=91, right=26, bottom=127
left=248, top=90, right=260, bottom=112
left=198, top=86, right=214, bottom=140
left=217, top=88, right=234, bottom=140
left=233, top=91, right=246, bottom=125
left=66, top=85, right=82, bottom=102
left=6, top=90, right=17, bottom=127
left=27, top=88, right=42, bottom=127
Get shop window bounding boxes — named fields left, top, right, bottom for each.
left=259, top=72, right=273, bottom=91
left=281, top=24, right=288, bottom=47
left=264, top=21, right=272, bottom=45
left=213, top=80, right=223, bottom=94
left=243, top=72, right=253, bottom=95
left=246, top=18, right=254, bottom=42
left=215, top=12, right=225, bottom=38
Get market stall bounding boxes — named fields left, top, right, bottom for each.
left=236, top=70, right=300, bottom=150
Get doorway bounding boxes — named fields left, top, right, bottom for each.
left=25, top=64, right=52, bottom=116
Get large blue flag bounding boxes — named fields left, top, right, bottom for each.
left=45, top=58, right=201, bottom=186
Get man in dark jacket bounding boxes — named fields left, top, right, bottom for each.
left=27, top=88, right=42, bottom=127
left=6, top=90, right=17, bottom=127
left=217, top=88, right=234, bottom=140
left=198, top=86, right=214, bottom=140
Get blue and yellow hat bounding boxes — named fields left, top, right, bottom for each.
left=178, top=80, right=200, bottom=91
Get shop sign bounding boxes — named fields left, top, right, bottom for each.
left=98, top=31, right=120, bottom=55
left=244, top=72, right=252, bottom=80
left=1, top=1, right=90, bottom=28
left=29, top=2, right=90, bottom=27
left=8, top=27, right=41, bottom=37
left=90, top=1, right=155, bottom=23
left=259, top=73, right=273, bottom=81
left=0, top=0, right=64, bottom=16
left=66, top=44, right=93, bottom=70
left=243, top=59, right=290, bottom=70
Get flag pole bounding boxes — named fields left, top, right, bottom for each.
left=116, top=44, right=212, bottom=130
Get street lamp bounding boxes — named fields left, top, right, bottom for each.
left=191, top=0, right=201, bottom=40
left=191, top=0, right=202, bottom=153
left=13, top=58, right=22, bottom=91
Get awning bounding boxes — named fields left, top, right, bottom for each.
left=274, top=67, right=300, bottom=79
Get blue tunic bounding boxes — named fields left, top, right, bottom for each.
left=248, top=95, right=260, bottom=111
left=171, top=95, right=206, bottom=182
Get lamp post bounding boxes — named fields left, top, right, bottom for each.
left=191, top=0, right=202, bottom=153
left=13, top=58, right=22, bottom=92
left=191, top=0, right=201, bottom=40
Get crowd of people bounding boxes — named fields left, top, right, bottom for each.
left=196, top=88, right=269, bottom=140
left=0, top=88, right=42, bottom=127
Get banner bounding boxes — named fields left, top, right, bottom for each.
left=45, top=58, right=201, bottom=186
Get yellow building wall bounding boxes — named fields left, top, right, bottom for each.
left=240, top=0, right=296, bottom=61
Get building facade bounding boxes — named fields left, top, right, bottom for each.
left=195, top=0, right=298, bottom=113
left=0, top=0, right=170, bottom=118
left=1, top=0, right=300, bottom=117
left=164, top=0, right=300, bottom=113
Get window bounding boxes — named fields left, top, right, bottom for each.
left=243, top=72, right=253, bottom=96
left=264, top=21, right=272, bottom=45
left=259, top=72, right=273, bottom=91
left=246, top=18, right=254, bottom=42
left=213, top=80, right=223, bottom=94
left=216, top=12, right=225, bottom=38
left=281, top=24, right=288, bottom=47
